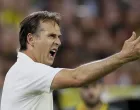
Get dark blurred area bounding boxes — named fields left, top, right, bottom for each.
left=108, top=99, right=140, bottom=110
left=0, top=0, right=140, bottom=110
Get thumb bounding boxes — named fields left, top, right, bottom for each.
left=127, top=32, right=137, bottom=42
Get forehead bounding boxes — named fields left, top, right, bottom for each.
left=83, top=82, right=103, bottom=88
left=38, top=20, right=61, bottom=35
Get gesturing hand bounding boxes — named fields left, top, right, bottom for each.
left=120, top=32, right=140, bottom=61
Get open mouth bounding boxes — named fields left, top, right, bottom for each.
left=49, top=49, right=57, bottom=58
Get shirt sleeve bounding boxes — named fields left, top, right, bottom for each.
left=21, top=63, right=63, bottom=94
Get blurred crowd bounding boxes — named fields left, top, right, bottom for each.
left=0, top=0, right=140, bottom=110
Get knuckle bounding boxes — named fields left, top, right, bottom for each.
left=132, top=41, right=137, bottom=47
left=125, top=40, right=129, bottom=43
left=125, top=40, right=130, bottom=44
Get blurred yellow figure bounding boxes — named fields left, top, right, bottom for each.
left=59, top=88, right=81, bottom=109
left=75, top=102, right=107, bottom=110
left=59, top=80, right=108, bottom=110
left=75, top=80, right=108, bottom=110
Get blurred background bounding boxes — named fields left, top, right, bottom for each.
left=0, top=0, right=140, bottom=110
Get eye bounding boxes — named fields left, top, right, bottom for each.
left=49, top=34, right=56, bottom=38
left=58, top=35, right=61, bottom=39
left=83, top=85, right=89, bottom=89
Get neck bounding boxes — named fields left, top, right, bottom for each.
left=21, top=50, right=37, bottom=62
left=87, top=102, right=102, bottom=110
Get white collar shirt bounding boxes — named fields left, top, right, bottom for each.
left=1, top=52, right=62, bottom=110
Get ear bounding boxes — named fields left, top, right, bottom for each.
left=27, top=33, right=35, bottom=47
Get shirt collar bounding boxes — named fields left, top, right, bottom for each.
left=17, top=52, right=34, bottom=62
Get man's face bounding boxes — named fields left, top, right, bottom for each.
left=80, top=83, right=103, bottom=107
left=32, top=20, right=61, bottom=65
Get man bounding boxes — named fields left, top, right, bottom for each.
left=77, top=80, right=107, bottom=110
left=66, top=80, right=106, bottom=110
left=1, top=11, right=140, bottom=110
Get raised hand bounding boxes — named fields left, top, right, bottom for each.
left=120, top=32, right=140, bottom=61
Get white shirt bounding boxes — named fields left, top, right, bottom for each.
left=1, top=52, right=63, bottom=110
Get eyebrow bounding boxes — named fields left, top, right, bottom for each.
left=48, top=33, right=62, bottom=36
left=38, top=28, right=61, bottom=35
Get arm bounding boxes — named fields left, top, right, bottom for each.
left=52, top=32, right=140, bottom=90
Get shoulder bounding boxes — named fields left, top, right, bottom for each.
left=34, top=62, right=63, bottom=75
left=15, top=59, right=50, bottom=72
left=33, top=62, right=54, bottom=72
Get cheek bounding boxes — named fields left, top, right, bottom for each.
left=42, top=38, right=53, bottom=47
left=35, top=40, right=49, bottom=49
left=94, top=89, right=102, bottom=97
left=81, top=91, right=89, bottom=98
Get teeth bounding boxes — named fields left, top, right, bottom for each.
left=52, top=50, right=56, bottom=52
left=51, top=49, right=57, bottom=52
left=49, top=49, right=57, bottom=57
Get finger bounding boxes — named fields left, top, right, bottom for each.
left=134, top=36, right=140, bottom=44
left=127, top=32, right=137, bottom=42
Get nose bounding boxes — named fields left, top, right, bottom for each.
left=55, top=37, right=61, bottom=46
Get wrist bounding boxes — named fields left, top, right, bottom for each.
left=116, top=51, right=138, bottom=64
